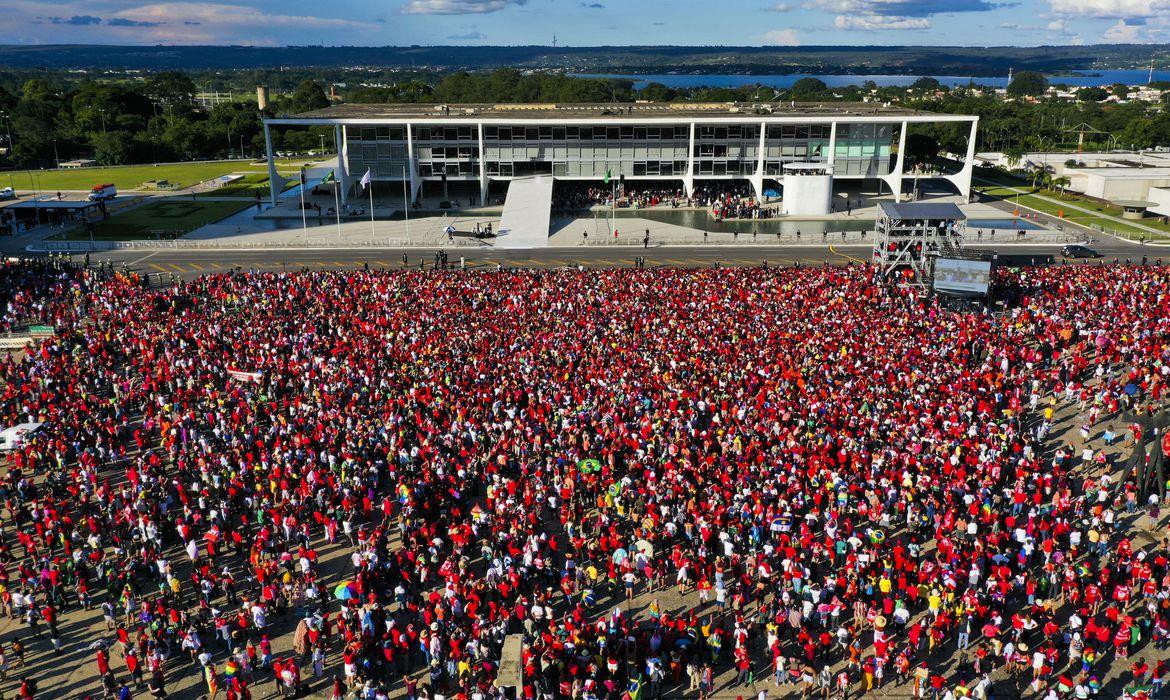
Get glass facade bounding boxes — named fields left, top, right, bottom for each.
left=833, top=123, right=895, bottom=177
left=343, top=120, right=896, bottom=183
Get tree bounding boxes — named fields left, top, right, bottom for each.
left=145, top=71, right=197, bottom=111
left=904, top=133, right=939, bottom=166
left=790, top=78, right=828, bottom=100
left=1111, top=83, right=1130, bottom=100
left=1050, top=175, right=1071, bottom=198
left=911, top=77, right=942, bottom=91
left=1006, top=71, right=1048, bottom=98
left=91, top=130, right=135, bottom=165
left=1076, top=87, right=1109, bottom=103
left=289, top=80, right=329, bottom=113
left=1004, top=145, right=1027, bottom=169
left=640, top=82, right=677, bottom=102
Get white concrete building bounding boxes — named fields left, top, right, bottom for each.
left=264, top=102, right=979, bottom=209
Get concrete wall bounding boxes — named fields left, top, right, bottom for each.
left=1081, top=173, right=1170, bottom=201
left=1150, top=187, right=1170, bottom=217
left=782, top=173, right=833, bottom=216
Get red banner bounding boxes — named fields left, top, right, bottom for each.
left=227, top=368, right=262, bottom=383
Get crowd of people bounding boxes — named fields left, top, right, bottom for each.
left=0, top=258, right=1167, bottom=700
left=553, top=183, right=780, bottom=218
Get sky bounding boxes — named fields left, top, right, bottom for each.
left=6, top=0, right=1170, bottom=47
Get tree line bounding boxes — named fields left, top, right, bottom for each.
left=0, top=68, right=1167, bottom=170
left=0, top=72, right=333, bottom=168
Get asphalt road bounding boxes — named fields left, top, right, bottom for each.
left=71, top=236, right=1161, bottom=279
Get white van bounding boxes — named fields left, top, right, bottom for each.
left=0, top=187, right=14, bottom=200
left=0, top=422, right=43, bottom=451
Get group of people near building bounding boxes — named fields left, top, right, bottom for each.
left=0, top=258, right=1167, bottom=700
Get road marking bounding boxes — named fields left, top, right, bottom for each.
left=333, top=261, right=348, bottom=267
left=375, top=260, right=390, bottom=267
left=149, top=263, right=169, bottom=273
left=209, top=262, right=224, bottom=270
left=189, top=263, right=206, bottom=271
left=168, top=264, right=186, bottom=273
left=665, top=258, right=691, bottom=266
left=829, top=245, right=866, bottom=264
left=127, top=251, right=159, bottom=267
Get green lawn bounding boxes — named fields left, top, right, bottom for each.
left=195, top=172, right=296, bottom=198
left=976, top=178, right=1170, bottom=241
left=56, top=199, right=252, bottom=240
left=4, top=159, right=322, bottom=193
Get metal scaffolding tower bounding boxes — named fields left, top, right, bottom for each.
left=873, top=202, right=966, bottom=287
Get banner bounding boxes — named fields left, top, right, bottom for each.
left=227, top=368, right=262, bottom=383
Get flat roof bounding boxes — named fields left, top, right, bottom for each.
left=1077, top=167, right=1170, bottom=179
left=880, top=202, right=966, bottom=220
left=5, top=198, right=107, bottom=210
left=275, top=101, right=958, bottom=123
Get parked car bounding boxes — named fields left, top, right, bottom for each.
left=87, top=183, right=117, bottom=201
left=0, top=187, right=14, bottom=200
left=1061, top=244, right=1102, bottom=259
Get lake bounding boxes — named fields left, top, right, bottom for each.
left=573, top=69, right=1170, bottom=90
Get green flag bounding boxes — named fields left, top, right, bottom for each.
left=604, top=167, right=612, bottom=185
left=627, top=675, right=642, bottom=700
left=321, top=169, right=336, bottom=184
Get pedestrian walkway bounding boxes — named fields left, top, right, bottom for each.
left=497, top=175, right=554, bottom=248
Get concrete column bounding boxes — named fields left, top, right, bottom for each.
left=950, top=117, right=979, bottom=201
left=406, top=122, right=420, bottom=204
left=885, top=120, right=908, bottom=203
left=827, top=121, right=838, bottom=166
left=264, top=122, right=278, bottom=207
left=335, top=124, right=349, bottom=205
left=683, top=121, right=696, bottom=199
left=754, top=120, right=767, bottom=203
left=477, top=122, right=488, bottom=206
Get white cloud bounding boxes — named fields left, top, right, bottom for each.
left=1102, top=18, right=1142, bottom=40
left=760, top=28, right=801, bottom=44
left=834, top=13, right=930, bottom=28
left=1045, top=18, right=1066, bottom=31
left=112, top=3, right=374, bottom=29
left=10, top=0, right=378, bottom=44
left=766, top=2, right=793, bottom=10
left=806, top=0, right=998, bottom=15
left=401, top=0, right=526, bottom=14
left=1046, top=0, right=1169, bottom=20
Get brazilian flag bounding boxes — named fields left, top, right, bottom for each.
left=604, top=167, right=612, bottom=185
left=321, top=170, right=336, bottom=184
left=627, top=675, right=642, bottom=700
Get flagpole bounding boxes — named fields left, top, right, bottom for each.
left=610, top=168, right=615, bottom=236
left=369, top=179, right=375, bottom=238
left=299, top=169, right=308, bottom=235
left=333, top=179, right=341, bottom=238
left=403, top=165, right=410, bottom=239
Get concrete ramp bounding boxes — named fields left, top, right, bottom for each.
left=496, top=176, right=553, bottom=248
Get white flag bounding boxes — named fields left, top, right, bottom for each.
left=360, top=168, right=372, bottom=188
